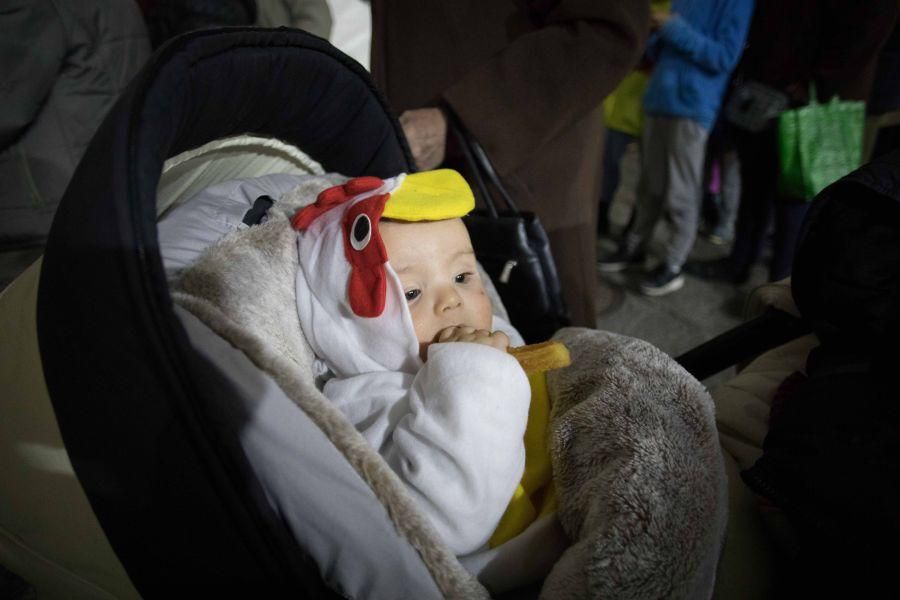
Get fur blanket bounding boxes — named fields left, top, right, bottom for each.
left=170, top=176, right=727, bottom=599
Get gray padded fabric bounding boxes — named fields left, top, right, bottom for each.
left=174, top=304, right=443, bottom=600
left=157, top=173, right=307, bottom=280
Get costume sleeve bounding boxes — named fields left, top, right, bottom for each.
left=441, top=0, right=648, bottom=177
left=0, top=0, right=65, bottom=148
left=656, top=0, right=754, bottom=75
left=384, top=342, right=531, bottom=555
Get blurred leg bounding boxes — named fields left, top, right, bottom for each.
left=623, top=115, right=668, bottom=255
left=662, top=118, right=708, bottom=270
left=770, top=198, right=810, bottom=281
left=731, top=127, right=779, bottom=272
left=701, top=158, right=721, bottom=233
left=598, top=129, right=636, bottom=234
left=712, top=148, right=741, bottom=241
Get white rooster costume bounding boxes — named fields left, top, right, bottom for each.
left=292, top=169, right=532, bottom=555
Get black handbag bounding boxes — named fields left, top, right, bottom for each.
left=724, top=78, right=789, bottom=133
left=447, top=115, right=570, bottom=343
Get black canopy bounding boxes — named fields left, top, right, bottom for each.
left=37, top=28, right=412, bottom=596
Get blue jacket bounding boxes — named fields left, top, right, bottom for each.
left=642, top=0, right=754, bottom=129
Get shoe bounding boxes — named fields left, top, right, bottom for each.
left=702, top=223, right=734, bottom=246
left=705, top=232, right=731, bottom=246
left=640, top=264, right=685, bottom=296
left=684, top=257, right=750, bottom=285
left=597, top=246, right=644, bottom=272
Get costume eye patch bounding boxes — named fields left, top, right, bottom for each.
left=351, top=214, right=372, bottom=250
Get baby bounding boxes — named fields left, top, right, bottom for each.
left=379, top=217, right=509, bottom=358
left=292, top=169, right=533, bottom=555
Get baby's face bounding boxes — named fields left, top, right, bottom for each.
left=379, top=218, right=493, bottom=356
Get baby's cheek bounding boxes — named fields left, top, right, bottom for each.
left=475, top=289, right=494, bottom=329
left=409, top=309, right=434, bottom=345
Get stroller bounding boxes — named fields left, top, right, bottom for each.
left=0, top=29, right=729, bottom=598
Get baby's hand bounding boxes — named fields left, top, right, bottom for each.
left=435, top=326, right=510, bottom=353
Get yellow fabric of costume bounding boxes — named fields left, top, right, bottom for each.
left=383, top=169, right=474, bottom=221
left=489, top=341, right=570, bottom=547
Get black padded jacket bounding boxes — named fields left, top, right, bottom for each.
left=0, top=0, right=150, bottom=249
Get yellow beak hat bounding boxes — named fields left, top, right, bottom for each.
left=383, top=168, right=474, bottom=221
left=291, top=169, right=475, bottom=318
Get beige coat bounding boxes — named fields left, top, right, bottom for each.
left=371, top=0, right=648, bottom=326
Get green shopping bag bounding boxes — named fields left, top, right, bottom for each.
left=777, top=85, right=864, bottom=200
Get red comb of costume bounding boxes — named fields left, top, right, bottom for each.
left=292, top=176, right=391, bottom=318
left=290, top=176, right=385, bottom=231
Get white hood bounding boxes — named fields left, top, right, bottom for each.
left=294, top=175, right=422, bottom=379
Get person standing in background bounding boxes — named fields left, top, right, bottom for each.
left=598, top=0, right=754, bottom=296
left=370, top=2, right=649, bottom=329
left=689, top=0, right=900, bottom=285
left=598, top=0, right=671, bottom=238
left=699, top=114, right=741, bottom=246
left=863, top=21, right=900, bottom=161
left=863, top=18, right=900, bottom=163
left=0, top=0, right=150, bottom=251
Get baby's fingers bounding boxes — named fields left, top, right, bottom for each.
left=460, top=329, right=509, bottom=350
left=485, top=330, right=510, bottom=351
left=436, top=325, right=463, bottom=342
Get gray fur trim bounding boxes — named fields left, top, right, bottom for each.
left=542, top=328, right=727, bottom=600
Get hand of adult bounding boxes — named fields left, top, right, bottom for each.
left=399, top=107, right=448, bottom=171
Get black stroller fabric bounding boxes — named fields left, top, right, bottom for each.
left=448, top=114, right=570, bottom=343
left=742, top=150, right=900, bottom=595
left=36, top=28, right=412, bottom=596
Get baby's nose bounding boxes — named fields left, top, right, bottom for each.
left=438, top=287, right=462, bottom=312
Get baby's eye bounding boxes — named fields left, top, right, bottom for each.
left=404, top=288, right=421, bottom=302
left=455, top=272, right=474, bottom=284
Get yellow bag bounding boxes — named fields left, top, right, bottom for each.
left=603, top=70, right=650, bottom=137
